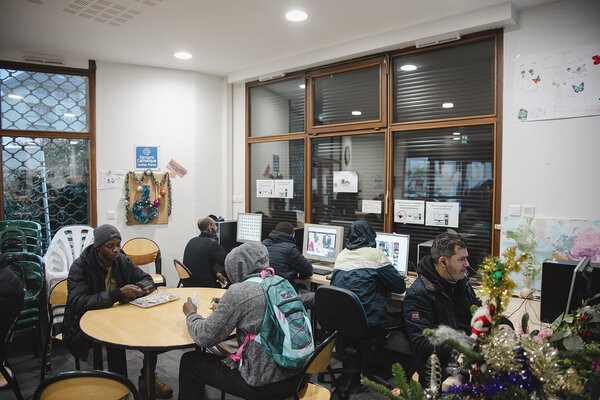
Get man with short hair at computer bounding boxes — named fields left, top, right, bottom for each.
left=331, top=219, right=406, bottom=331
left=183, top=217, right=228, bottom=288
left=262, top=221, right=315, bottom=308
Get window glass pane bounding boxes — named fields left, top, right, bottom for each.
left=2, top=137, right=90, bottom=248
left=392, top=38, right=495, bottom=123
left=249, top=78, right=305, bottom=136
left=392, top=125, right=494, bottom=272
left=311, top=133, right=385, bottom=236
left=249, top=140, right=304, bottom=239
left=313, top=66, right=380, bottom=126
left=1, top=69, right=89, bottom=132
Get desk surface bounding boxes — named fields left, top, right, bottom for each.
left=305, top=273, right=412, bottom=301
left=80, top=287, right=225, bottom=350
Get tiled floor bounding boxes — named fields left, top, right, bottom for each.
left=1, top=332, right=396, bottom=400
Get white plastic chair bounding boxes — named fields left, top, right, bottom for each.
left=44, top=225, right=94, bottom=289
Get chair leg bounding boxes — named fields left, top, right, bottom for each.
left=1, top=362, right=24, bottom=400
left=75, top=356, right=80, bottom=370
left=221, top=392, right=225, bottom=400
left=40, top=330, right=51, bottom=381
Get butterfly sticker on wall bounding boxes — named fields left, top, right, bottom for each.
left=517, top=108, right=528, bottom=121
left=572, top=82, right=584, bottom=93
left=532, top=75, right=541, bottom=83
left=593, top=55, right=600, bottom=65
left=567, top=64, right=587, bottom=74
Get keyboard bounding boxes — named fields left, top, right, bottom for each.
left=312, top=265, right=333, bottom=275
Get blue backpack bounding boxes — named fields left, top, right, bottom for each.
left=230, top=268, right=314, bottom=369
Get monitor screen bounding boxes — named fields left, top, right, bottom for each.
left=236, top=213, right=263, bottom=243
left=302, top=223, right=344, bottom=264
left=375, top=232, right=410, bottom=275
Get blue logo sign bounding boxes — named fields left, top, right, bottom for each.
left=135, top=146, right=158, bottom=169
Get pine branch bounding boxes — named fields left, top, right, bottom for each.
left=444, top=338, right=484, bottom=362
left=393, top=363, right=411, bottom=397
left=360, top=376, right=399, bottom=399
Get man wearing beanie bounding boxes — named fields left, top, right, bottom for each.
left=63, top=224, right=173, bottom=398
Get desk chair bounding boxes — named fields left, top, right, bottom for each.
left=122, top=238, right=165, bottom=287
left=33, top=370, right=140, bottom=400
left=173, top=259, right=192, bottom=287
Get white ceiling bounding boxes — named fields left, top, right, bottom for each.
left=0, top=0, right=556, bottom=82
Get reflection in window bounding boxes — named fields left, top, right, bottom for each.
left=404, top=157, right=428, bottom=197
left=434, top=161, right=461, bottom=197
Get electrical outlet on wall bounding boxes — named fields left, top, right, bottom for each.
left=509, top=204, right=521, bottom=217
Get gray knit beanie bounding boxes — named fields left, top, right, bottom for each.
left=94, top=224, right=122, bottom=247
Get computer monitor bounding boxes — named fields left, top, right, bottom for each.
left=375, top=232, right=410, bottom=275
left=540, top=258, right=600, bottom=323
left=236, top=213, right=263, bottom=243
left=302, top=223, right=344, bottom=264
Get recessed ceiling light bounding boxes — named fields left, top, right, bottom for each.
left=299, top=84, right=306, bottom=89
left=8, top=94, right=23, bottom=99
left=442, top=102, right=454, bottom=108
left=174, top=52, right=192, bottom=60
left=351, top=110, right=362, bottom=116
left=64, top=112, right=75, bottom=118
left=453, top=137, right=460, bottom=141
left=452, top=132, right=461, bottom=135
left=285, top=10, right=307, bottom=22
left=400, top=64, right=417, bottom=71
left=70, top=140, right=78, bottom=145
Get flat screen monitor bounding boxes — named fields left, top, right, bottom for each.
left=540, top=258, right=600, bottom=323
left=375, top=232, right=410, bottom=275
left=302, top=223, right=344, bottom=264
left=236, top=213, right=263, bottom=243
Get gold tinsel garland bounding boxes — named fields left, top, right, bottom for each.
left=480, top=329, right=521, bottom=372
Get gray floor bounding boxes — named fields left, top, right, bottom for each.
left=1, top=331, right=392, bottom=400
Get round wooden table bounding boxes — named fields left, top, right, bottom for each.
left=80, top=287, right=225, bottom=400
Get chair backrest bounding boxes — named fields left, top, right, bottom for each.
left=0, top=220, right=43, bottom=255
left=314, top=285, right=370, bottom=340
left=304, top=331, right=338, bottom=374
left=44, top=225, right=94, bottom=289
left=122, top=237, right=161, bottom=274
left=48, top=279, right=68, bottom=306
left=33, top=370, right=140, bottom=400
left=173, top=259, right=191, bottom=279
left=7, top=252, right=46, bottom=301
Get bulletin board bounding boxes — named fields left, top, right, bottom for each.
left=125, top=171, right=171, bottom=225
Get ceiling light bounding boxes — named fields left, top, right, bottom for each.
left=442, top=102, right=454, bottom=108
left=452, top=132, right=461, bottom=135
left=174, top=52, right=192, bottom=60
left=285, top=10, right=307, bottom=22
left=70, top=140, right=78, bottom=145
left=8, top=94, right=23, bottom=99
left=400, top=64, right=417, bottom=71
left=299, top=84, right=306, bottom=89
left=453, top=137, right=460, bottom=141
left=64, top=112, right=75, bottom=117
left=351, top=110, right=362, bottom=116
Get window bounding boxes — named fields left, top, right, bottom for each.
left=1, top=61, right=96, bottom=248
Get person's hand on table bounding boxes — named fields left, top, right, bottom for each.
left=183, top=297, right=198, bottom=316
left=121, top=284, right=144, bottom=301
left=216, top=273, right=228, bottom=287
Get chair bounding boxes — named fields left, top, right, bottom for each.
left=122, top=237, right=165, bottom=286
left=1, top=285, right=25, bottom=400
left=33, top=370, right=140, bottom=400
left=41, top=279, right=80, bottom=380
left=43, top=225, right=94, bottom=289
left=173, top=259, right=192, bottom=287
left=0, top=220, right=44, bottom=256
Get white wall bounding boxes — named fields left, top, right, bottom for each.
left=96, top=62, right=228, bottom=286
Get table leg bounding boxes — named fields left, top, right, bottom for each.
left=93, top=343, right=103, bottom=370
left=143, top=351, right=157, bottom=400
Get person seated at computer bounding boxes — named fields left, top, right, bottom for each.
left=331, top=219, right=406, bottom=333
left=262, top=222, right=315, bottom=308
left=183, top=217, right=229, bottom=288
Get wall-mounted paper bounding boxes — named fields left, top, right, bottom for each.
left=425, top=201, right=459, bottom=228
left=98, top=170, right=125, bottom=190
left=274, top=180, right=294, bottom=199
left=166, top=158, right=187, bottom=178
left=256, top=180, right=274, bottom=198
left=394, top=199, right=425, bottom=224
left=333, top=171, right=358, bottom=193
left=362, top=200, right=382, bottom=214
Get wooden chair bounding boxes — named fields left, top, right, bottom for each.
left=122, top=237, right=165, bottom=286
left=33, top=370, right=140, bottom=400
left=41, top=279, right=80, bottom=380
left=173, top=259, right=192, bottom=287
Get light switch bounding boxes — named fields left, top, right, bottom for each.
left=107, top=210, right=116, bottom=220
left=523, top=205, right=535, bottom=218
left=508, top=204, right=521, bottom=217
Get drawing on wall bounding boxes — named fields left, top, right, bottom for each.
left=514, top=43, right=600, bottom=121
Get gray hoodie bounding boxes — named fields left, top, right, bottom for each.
left=185, top=242, right=301, bottom=386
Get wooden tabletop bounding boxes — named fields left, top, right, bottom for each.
left=306, top=274, right=407, bottom=301
left=80, top=287, right=225, bottom=350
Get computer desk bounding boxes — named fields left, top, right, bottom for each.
left=303, top=272, right=414, bottom=301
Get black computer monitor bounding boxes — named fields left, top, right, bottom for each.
left=540, top=258, right=600, bottom=323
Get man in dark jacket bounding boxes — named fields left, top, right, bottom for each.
left=402, top=232, right=480, bottom=386
left=63, top=224, right=173, bottom=398
left=183, top=217, right=228, bottom=288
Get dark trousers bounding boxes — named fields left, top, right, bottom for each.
left=178, top=351, right=301, bottom=400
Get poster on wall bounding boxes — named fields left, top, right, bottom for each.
left=394, top=199, right=425, bottom=224
left=256, top=179, right=274, bottom=198
left=425, top=201, right=459, bottom=228
left=135, top=145, right=160, bottom=169
left=333, top=171, right=358, bottom=193
left=98, top=170, right=125, bottom=190
left=166, top=158, right=187, bottom=178
left=125, top=171, right=170, bottom=225
left=514, top=42, right=600, bottom=121
left=274, top=180, right=294, bottom=199
left=361, top=200, right=381, bottom=214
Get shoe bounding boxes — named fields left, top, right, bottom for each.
left=138, top=373, right=173, bottom=399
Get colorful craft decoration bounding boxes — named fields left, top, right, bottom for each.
left=124, top=171, right=172, bottom=225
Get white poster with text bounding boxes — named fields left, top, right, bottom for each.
left=274, top=180, right=294, bottom=199
left=256, top=180, right=274, bottom=198
left=394, top=199, right=425, bottom=224
left=425, top=201, right=459, bottom=228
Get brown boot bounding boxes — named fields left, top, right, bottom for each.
left=138, top=373, right=173, bottom=399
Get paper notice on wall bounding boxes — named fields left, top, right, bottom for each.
left=333, top=171, right=358, bottom=193
left=98, top=170, right=125, bottom=190
left=394, top=199, right=425, bottom=224
left=274, top=180, right=294, bottom=199
left=166, top=158, right=187, bottom=178
left=256, top=180, right=274, bottom=198
left=361, top=200, right=382, bottom=214
left=425, top=201, right=459, bottom=228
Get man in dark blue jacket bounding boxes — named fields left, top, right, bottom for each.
left=402, top=232, right=480, bottom=386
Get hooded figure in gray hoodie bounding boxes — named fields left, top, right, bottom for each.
left=178, top=242, right=303, bottom=400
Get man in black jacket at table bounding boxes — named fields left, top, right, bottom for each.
left=183, top=217, right=228, bottom=288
